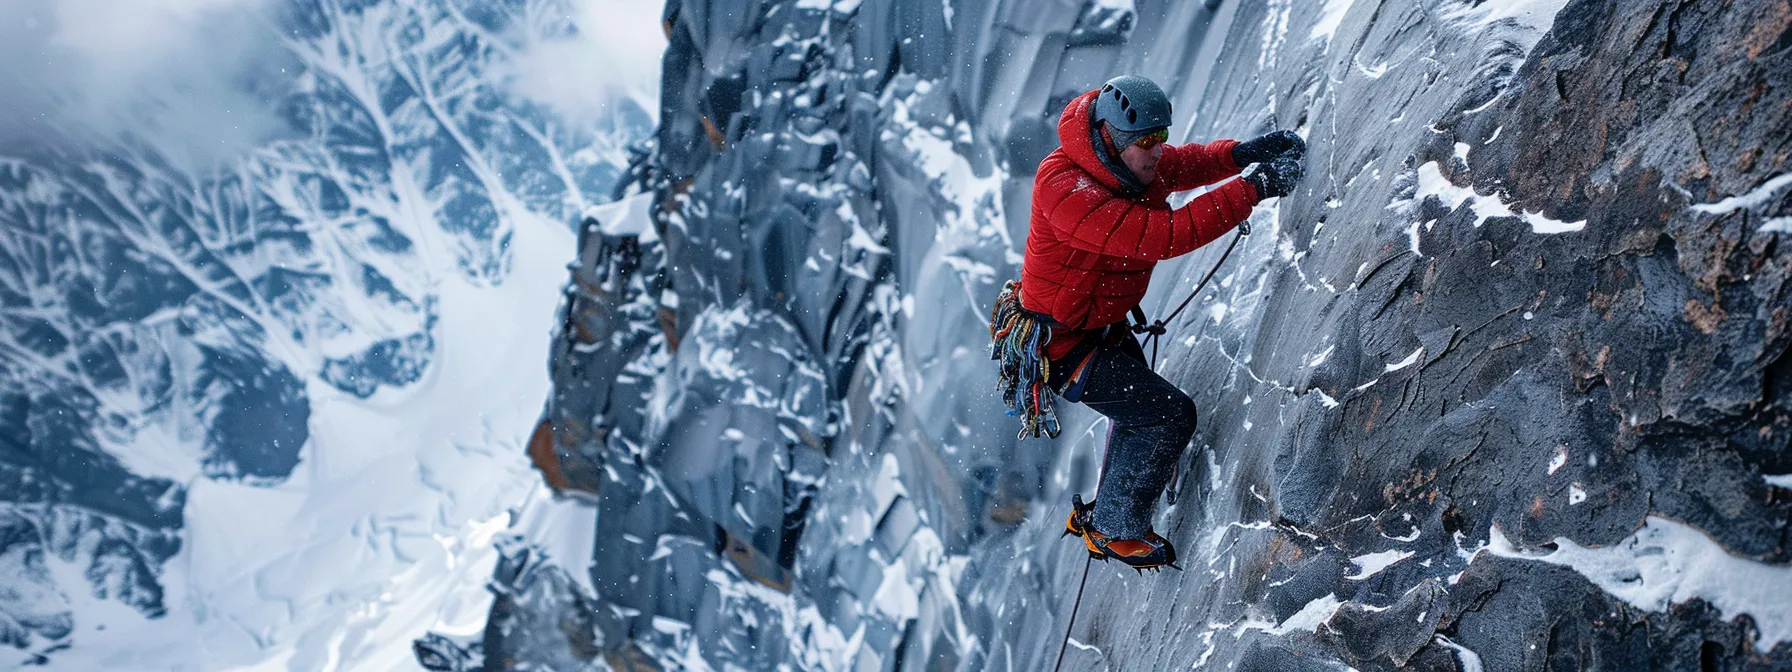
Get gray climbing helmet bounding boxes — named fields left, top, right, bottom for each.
left=1094, top=75, right=1172, bottom=133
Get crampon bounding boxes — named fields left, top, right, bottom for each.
left=1061, top=494, right=1181, bottom=573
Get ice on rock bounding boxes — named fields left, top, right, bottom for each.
left=1309, top=0, right=1356, bottom=43
left=587, top=192, right=658, bottom=240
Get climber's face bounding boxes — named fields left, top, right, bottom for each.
left=1121, top=139, right=1164, bottom=185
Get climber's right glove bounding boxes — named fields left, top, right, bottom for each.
left=1243, top=155, right=1304, bottom=199
left=1232, top=130, right=1306, bottom=166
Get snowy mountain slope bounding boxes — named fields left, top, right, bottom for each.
left=0, top=0, right=657, bottom=668
left=491, top=0, right=1792, bottom=669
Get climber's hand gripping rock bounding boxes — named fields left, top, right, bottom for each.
left=1243, top=155, right=1305, bottom=199
left=1231, top=129, right=1306, bottom=165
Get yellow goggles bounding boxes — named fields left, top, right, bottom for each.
left=1133, top=129, right=1170, bottom=149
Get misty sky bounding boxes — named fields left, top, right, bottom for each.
left=0, top=0, right=295, bottom=170
left=0, top=0, right=666, bottom=172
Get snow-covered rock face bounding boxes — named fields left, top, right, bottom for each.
left=506, top=0, right=1792, bottom=669
left=0, top=1, right=655, bottom=668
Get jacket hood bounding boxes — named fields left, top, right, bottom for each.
left=1056, top=89, right=1142, bottom=194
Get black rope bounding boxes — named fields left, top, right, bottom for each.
left=1134, top=223, right=1249, bottom=367
left=1051, top=555, right=1093, bottom=672
left=1052, top=223, right=1250, bottom=672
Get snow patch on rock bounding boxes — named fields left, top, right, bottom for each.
left=1346, top=549, right=1415, bottom=580
left=1309, top=0, right=1355, bottom=43
left=1487, top=518, right=1792, bottom=647
left=1385, top=347, right=1424, bottom=372
left=1691, top=173, right=1792, bottom=215
left=1414, top=161, right=1586, bottom=233
left=1439, top=0, right=1574, bottom=51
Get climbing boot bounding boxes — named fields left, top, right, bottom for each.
left=1062, top=493, right=1100, bottom=558
left=1062, top=494, right=1181, bottom=572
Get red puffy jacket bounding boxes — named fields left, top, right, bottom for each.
left=1020, top=89, right=1261, bottom=361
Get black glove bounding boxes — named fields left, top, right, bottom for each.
left=1243, top=156, right=1304, bottom=199
left=1232, top=130, right=1306, bottom=166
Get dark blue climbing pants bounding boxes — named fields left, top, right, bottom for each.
left=1052, top=327, right=1197, bottom=539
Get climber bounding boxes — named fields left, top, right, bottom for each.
left=988, top=75, right=1305, bottom=570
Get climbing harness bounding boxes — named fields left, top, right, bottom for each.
left=1051, top=222, right=1249, bottom=672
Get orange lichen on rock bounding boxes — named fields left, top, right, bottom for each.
left=527, top=417, right=573, bottom=492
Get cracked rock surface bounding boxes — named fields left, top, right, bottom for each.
left=473, top=0, right=1792, bottom=669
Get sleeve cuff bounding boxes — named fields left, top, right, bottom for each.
left=1235, top=174, right=1260, bottom=203
left=1213, top=138, right=1242, bottom=173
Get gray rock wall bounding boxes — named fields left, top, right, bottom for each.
left=473, top=0, right=1792, bottom=669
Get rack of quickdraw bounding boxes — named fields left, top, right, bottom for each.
left=989, top=280, right=1063, bottom=440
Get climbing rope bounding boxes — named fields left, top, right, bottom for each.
left=1051, top=223, right=1249, bottom=672
left=1051, top=552, right=1094, bottom=672
left=1133, top=220, right=1251, bottom=367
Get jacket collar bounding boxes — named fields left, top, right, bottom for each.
left=1056, top=89, right=1145, bottom=195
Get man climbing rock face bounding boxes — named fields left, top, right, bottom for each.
left=990, top=75, right=1304, bottom=570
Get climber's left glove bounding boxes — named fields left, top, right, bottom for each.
left=1232, top=130, right=1306, bottom=166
